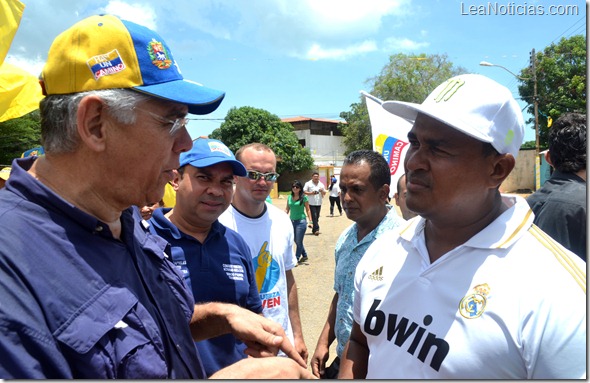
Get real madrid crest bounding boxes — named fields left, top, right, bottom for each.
left=147, top=39, right=172, bottom=69
left=458, top=283, right=490, bottom=319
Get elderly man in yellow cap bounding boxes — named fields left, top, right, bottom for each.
left=0, top=15, right=312, bottom=379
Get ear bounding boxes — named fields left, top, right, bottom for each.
left=76, top=95, right=108, bottom=152
left=171, top=169, right=182, bottom=190
left=489, top=154, right=515, bottom=189
left=379, top=184, right=391, bottom=203
left=544, top=151, right=553, bottom=167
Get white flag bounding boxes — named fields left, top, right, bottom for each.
left=361, top=91, right=413, bottom=197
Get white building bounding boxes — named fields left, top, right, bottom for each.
left=282, top=116, right=347, bottom=166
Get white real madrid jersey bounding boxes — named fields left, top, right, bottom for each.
left=354, top=195, right=586, bottom=379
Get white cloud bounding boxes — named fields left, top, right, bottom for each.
left=383, top=37, right=429, bottom=51
left=306, top=40, right=378, bottom=61
left=173, top=0, right=412, bottom=60
left=5, top=0, right=420, bottom=71
left=103, top=1, right=157, bottom=30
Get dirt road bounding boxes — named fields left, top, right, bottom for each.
left=272, top=195, right=354, bottom=371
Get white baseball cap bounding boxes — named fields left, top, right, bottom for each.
left=382, top=74, right=525, bottom=158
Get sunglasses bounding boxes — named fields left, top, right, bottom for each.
left=292, top=185, right=300, bottom=189
left=245, top=170, right=279, bottom=182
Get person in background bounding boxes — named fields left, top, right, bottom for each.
left=526, top=112, right=586, bottom=261
left=0, top=14, right=311, bottom=379
left=140, top=199, right=164, bottom=220
left=219, top=143, right=309, bottom=363
left=328, top=175, right=342, bottom=217
left=285, top=179, right=312, bottom=264
left=310, top=150, right=404, bottom=379
left=162, top=182, right=176, bottom=207
left=304, top=172, right=326, bottom=235
left=148, top=138, right=265, bottom=376
left=339, top=74, right=586, bottom=379
left=0, top=167, right=10, bottom=189
left=393, top=173, right=417, bottom=220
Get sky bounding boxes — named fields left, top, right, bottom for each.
left=6, top=0, right=587, bottom=142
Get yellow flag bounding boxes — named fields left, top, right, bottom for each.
left=0, top=0, right=25, bottom=64
left=0, top=62, right=44, bottom=122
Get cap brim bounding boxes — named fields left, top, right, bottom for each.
left=134, top=79, right=225, bottom=115
left=382, top=100, right=492, bottom=143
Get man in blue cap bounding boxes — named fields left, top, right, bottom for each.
left=0, top=15, right=311, bottom=379
left=148, top=138, right=264, bottom=377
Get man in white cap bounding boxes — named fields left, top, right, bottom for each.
left=0, top=15, right=311, bottom=379
left=339, top=74, right=586, bottom=379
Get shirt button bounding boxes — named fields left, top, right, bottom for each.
left=95, top=225, right=103, bottom=232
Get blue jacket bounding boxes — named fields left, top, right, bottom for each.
left=149, top=208, right=262, bottom=376
left=0, top=157, right=205, bottom=379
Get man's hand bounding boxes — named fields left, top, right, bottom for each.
left=294, top=335, right=309, bottom=365
left=190, top=303, right=306, bottom=367
left=225, top=306, right=307, bottom=368
left=310, top=344, right=329, bottom=378
left=210, top=357, right=317, bottom=379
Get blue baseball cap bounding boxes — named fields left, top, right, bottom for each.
left=41, top=14, right=225, bottom=115
left=179, top=139, right=247, bottom=176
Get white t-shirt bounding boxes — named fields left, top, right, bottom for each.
left=353, top=195, right=586, bottom=379
left=219, top=202, right=296, bottom=347
left=304, top=180, right=325, bottom=206
left=329, top=183, right=340, bottom=198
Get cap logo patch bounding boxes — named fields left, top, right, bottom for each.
left=504, top=129, right=515, bottom=145
left=207, top=141, right=231, bottom=156
left=147, top=39, right=172, bottom=69
left=458, top=283, right=490, bottom=319
left=87, top=49, right=126, bottom=80
left=433, top=78, right=465, bottom=103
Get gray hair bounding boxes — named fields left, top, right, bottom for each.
left=39, top=89, right=151, bottom=153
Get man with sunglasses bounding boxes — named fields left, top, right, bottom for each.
left=0, top=15, right=312, bottom=379
left=219, top=143, right=309, bottom=364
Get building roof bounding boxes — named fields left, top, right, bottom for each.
left=281, top=116, right=345, bottom=124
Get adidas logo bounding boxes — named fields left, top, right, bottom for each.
left=368, top=266, right=383, bottom=281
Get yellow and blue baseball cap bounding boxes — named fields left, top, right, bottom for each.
left=40, top=14, right=224, bottom=115
left=180, top=138, right=247, bottom=176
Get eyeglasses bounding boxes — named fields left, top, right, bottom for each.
left=134, top=107, right=188, bottom=135
left=292, top=185, right=300, bottom=189
left=245, top=170, right=279, bottom=182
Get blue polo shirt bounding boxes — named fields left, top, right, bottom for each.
left=0, top=157, right=205, bottom=379
left=149, top=208, right=262, bottom=377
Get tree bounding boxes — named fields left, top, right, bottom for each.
left=341, top=53, right=467, bottom=154
left=209, top=106, right=314, bottom=174
left=518, top=35, right=586, bottom=149
left=0, top=110, right=42, bottom=165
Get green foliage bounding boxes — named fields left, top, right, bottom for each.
left=341, top=53, right=467, bottom=154
left=520, top=140, right=537, bottom=150
left=0, top=110, right=42, bottom=165
left=209, top=106, right=314, bottom=174
left=518, top=35, right=586, bottom=149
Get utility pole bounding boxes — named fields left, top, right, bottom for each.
left=531, top=48, right=540, bottom=190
